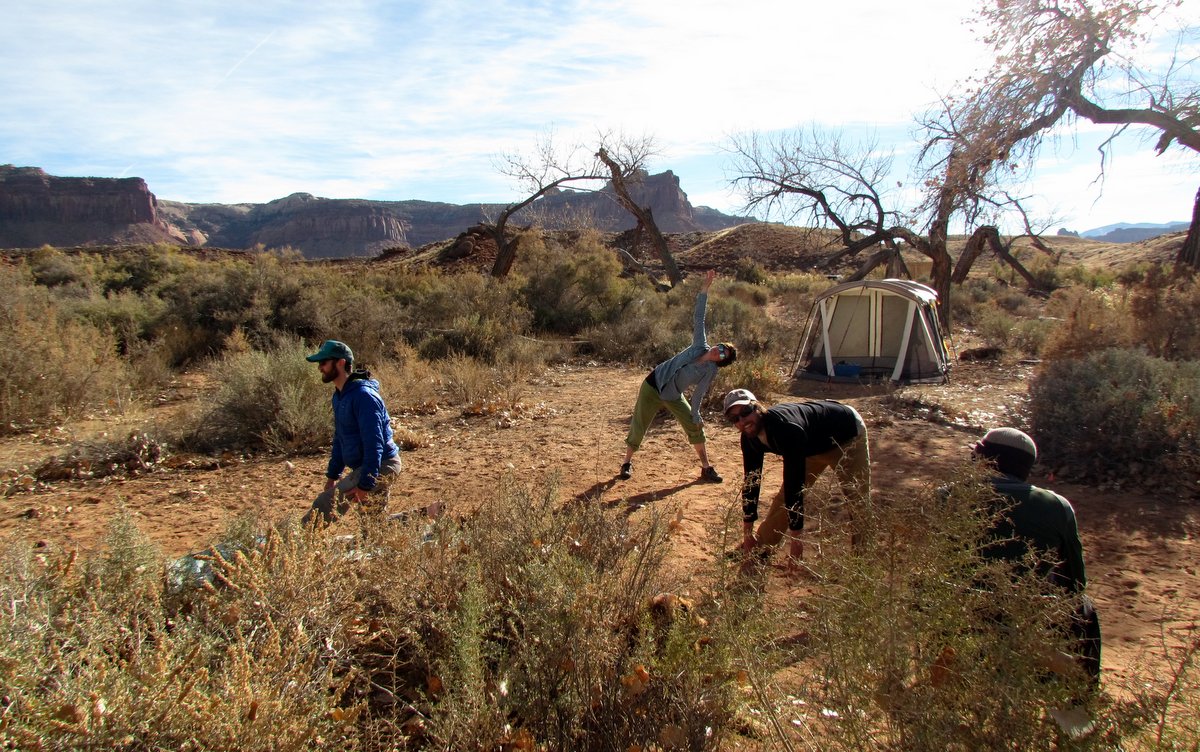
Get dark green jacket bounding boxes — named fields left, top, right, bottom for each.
left=984, top=474, right=1086, bottom=593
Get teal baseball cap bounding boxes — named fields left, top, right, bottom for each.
left=306, top=340, right=353, bottom=363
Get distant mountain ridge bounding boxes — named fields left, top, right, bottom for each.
left=1079, top=221, right=1190, bottom=243
left=0, top=165, right=751, bottom=258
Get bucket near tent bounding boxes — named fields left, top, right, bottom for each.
left=794, top=279, right=950, bottom=384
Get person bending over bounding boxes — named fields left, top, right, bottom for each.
left=723, top=389, right=870, bottom=563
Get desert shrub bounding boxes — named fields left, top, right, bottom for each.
left=153, top=251, right=337, bottom=364
left=974, top=306, right=1017, bottom=349
left=98, top=244, right=194, bottom=295
left=324, top=283, right=409, bottom=365
left=783, top=464, right=1097, bottom=750
left=435, top=353, right=503, bottom=406
left=1009, top=317, right=1054, bottom=357
left=178, top=339, right=330, bottom=453
left=0, top=515, right=361, bottom=751
left=26, top=245, right=95, bottom=290
left=152, top=261, right=246, bottom=363
left=403, top=273, right=530, bottom=363
left=355, top=476, right=770, bottom=750
left=1123, top=625, right=1200, bottom=750
left=1041, top=286, right=1133, bottom=361
left=372, top=342, right=441, bottom=413
left=70, top=288, right=166, bottom=355
left=0, top=266, right=131, bottom=433
left=993, top=287, right=1039, bottom=316
left=951, top=277, right=1003, bottom=326
left=1127, top=266, right=1200, bottom=360
left=701, top=353, right=788, bottom=412
left=1024, top=253, right=1066, bottom=291
left=0, top=478, right=776, bottom=751
left=768, top=271, right=828, bottom=321
left=517, top=231, right=639, bottom=334
left=1058, top=263, right=1118, bottom=290
left=1029, top=348, right=1200, bottom=480
left=706, top=292, right=782, bottom=358
left=732, top=256, right=769, bottom=285
left=578, top=291, right=677, bottom=364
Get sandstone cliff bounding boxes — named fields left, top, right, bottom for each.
left=0, top=165, right=182, bottom=247
left=2, top=165, right=749, bottom=257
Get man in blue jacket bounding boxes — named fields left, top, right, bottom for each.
left=302, top=340, right=402, bottom=524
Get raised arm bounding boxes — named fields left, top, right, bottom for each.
left=691, top=270, right=716, bottom=348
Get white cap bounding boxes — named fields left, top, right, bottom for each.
left=723, top=388, right=757, bottom=413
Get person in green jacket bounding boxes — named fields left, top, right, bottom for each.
left=972, top=427, right=1100, bottom=689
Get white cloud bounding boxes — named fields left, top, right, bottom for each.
left=1, top=0, right=1194, bottom=233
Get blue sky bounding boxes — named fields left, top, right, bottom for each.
left=2, top=0, right=1196, bottom=234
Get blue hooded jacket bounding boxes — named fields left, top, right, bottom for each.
left=327, top=373, right=399, bottom=491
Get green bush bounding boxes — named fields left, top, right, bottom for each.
left=0, top=266, right=131, bottom=433
left=179, top=339, right=331, bottom=453
left=1029, top=348, right=1200, bottom=480
left=517, top=232, right=640, bottom=334
left=787, top=465, right=1098, bottom=750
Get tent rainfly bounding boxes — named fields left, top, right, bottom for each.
left=794, top=279, right=950, bottom=384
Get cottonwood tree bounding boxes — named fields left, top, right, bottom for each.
left=728, top=126, right=1038, bottom=327
left=595, top=145, right=684, bottom=287
left=961, top=0, right=1200, bottom=269
left=487, top=135, right=607, bottom=278
left=487, top=133, right=683, bottom=285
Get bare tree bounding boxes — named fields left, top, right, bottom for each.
left=730, top=127, right=976, bottom=326
left=595, top=141, right=684, bottom=287
left=487, top=132, right=679, bottom=284
left=963, top=0, right=1200, bottom=269
left=728, top=120, right=1056, bottom=328
left=487, top=134, right=608, bottom=278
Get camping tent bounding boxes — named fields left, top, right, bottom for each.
left=794, top=279, right=950, bottom=384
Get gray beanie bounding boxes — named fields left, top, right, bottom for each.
left=974, top=427, right=1037, bottom=479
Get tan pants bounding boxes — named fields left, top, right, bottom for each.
left=754, top=415, right=870, bottom=547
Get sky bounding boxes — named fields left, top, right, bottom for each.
left=2, top=0, right=1196, bottom=235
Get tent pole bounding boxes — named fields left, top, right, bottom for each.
left=892, top=300, right=916, bottom=382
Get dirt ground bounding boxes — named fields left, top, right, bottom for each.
left=1, top=354, right=1197, bottom=699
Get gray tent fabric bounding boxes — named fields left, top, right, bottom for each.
left=795, top=279, right=950, bottom=384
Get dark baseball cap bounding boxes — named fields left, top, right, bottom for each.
left=306, top=340, right=353, bottom=363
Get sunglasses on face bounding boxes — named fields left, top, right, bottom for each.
left=716, top=344, right=727, bottom=359
left=725, top=406, right=753, bottom=424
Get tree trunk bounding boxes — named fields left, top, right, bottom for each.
left=930, top=249, right=952, bottom=329
left=952, top=227, right=992, bottom=284
left=488, top=218, right=517, bottom=278
left=596, top=148, right=684, bottom=287
left=844, top=247, right=895, bottom=282
left=952, top=225, right=1043, bottom=290
left=1176, top=185, right=1200, bottom=271
left=925, top=216, right=954, bottom=330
